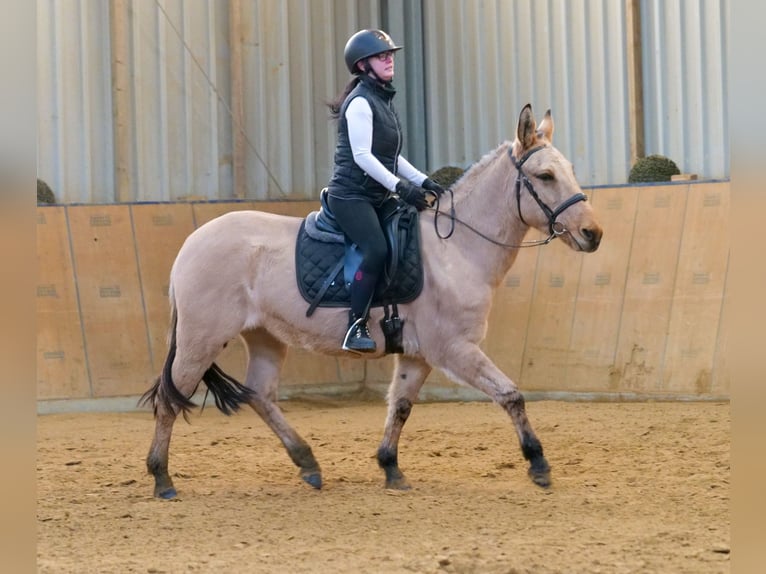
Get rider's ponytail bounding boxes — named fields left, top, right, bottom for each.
left=327, top=76, right=360, bottom=120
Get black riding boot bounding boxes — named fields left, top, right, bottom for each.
left=342, top=311, right=376, bottom=353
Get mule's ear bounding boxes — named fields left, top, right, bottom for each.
left=515, top=104, right=537, bottom=152
left=537, top=109, right=554, bottom=142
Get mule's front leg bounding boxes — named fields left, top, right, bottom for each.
left=377, top=355, right=432, bottom=489
left=439, top=344, right=550, bottom=488
left=496, top=389, right=551, bottom=487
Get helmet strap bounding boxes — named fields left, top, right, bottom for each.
left=362, top=59, right=386, bottom=84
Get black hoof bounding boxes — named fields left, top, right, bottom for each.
left=156, top=487, right=177, bottom=499
left=529, top=470, right=551, bottom=488
left=528, top=458, right=551, bottom=488
left=385, top=477, right=411, bottom=491
left=301, top=472, right=323, bottom=489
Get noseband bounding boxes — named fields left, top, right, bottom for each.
left=510, top=145, right=588, bottom=238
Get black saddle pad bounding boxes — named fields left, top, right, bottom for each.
left=295, top=209, right=424, bottom=313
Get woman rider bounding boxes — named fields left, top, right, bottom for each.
left=326, top=29, right=445, bottom=354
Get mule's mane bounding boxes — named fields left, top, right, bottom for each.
left=451, top=141, right=513, bottom=195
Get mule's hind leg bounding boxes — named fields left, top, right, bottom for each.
left=377, top=355, right=432, bottom=490
left=438, top=343, right=551, bottom=487
left=241, top=329, right=322, bottom=489
left=145, top=351, right=213, bottom=499
left=147, top=404, right=182, bottom=499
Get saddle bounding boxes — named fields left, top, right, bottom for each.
left=295, top=190, right=424, bottom=352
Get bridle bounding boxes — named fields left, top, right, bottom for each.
left=430, top=145, right=588, bottom=248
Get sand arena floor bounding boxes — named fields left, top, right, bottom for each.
left=37, top=399, right=729, bottom=573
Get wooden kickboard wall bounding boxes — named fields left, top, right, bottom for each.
left=566, top=186, right=639, bottom=391
left=37, top=184, right=730, bottom=401
left=37, top=207, right=89, bottom=400
left=612, top=185, right=688, bottom=392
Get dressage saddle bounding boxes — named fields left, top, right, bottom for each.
left=294, top=190, right=424, bottom=352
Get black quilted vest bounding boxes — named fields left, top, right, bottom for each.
left=327, top=75, right=402, bottom=206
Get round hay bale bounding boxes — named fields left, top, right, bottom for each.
left=428, top=166, right=465, bottom=188
left=37, top=179, right=56, bottom=204
left=628, top=155, right=681, bottom=183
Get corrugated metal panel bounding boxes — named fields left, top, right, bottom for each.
left=237, top=0, right=381, bottom=199
left=125, top=0, right=232, bottom=201
left=642, top=0, right=729, bottom=179
left=37, top=0, right=381, bottom=203
left=36, top=0, right=729, bottom=204
left=37, top=0, right=114, bottom=203
left=422, top=0, right=632, bottom=186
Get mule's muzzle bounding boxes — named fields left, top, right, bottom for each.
left=580, top=225, right=603, bottom=252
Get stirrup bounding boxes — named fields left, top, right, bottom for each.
left=342, top=317, right=376, bottom=353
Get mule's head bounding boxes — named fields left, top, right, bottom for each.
left=511, top=104, right=602, bottom=252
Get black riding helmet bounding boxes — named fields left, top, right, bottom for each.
left=344, top=29, right=403, bottom=74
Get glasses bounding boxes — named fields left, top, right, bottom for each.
left=374, top=51, right=395, bottom=62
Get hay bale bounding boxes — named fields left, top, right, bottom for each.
left=628, top=155, right=681, bottom=183
left=429, top=166, right=465, bottom=188
left=37, top=179, right=56, bottom=204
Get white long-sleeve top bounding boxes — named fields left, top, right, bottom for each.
left=345, top=96, right=428, bottom=192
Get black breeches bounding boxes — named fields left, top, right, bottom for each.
left=326, top=196, right=387, bottom=317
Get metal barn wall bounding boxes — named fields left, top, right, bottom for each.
left=117, top=0, right=233, bottom=202
left=234, top=0, right=382, bottom=200
left=37, top=0, right=729, bottom=204
left=641, top=0, right=729, bottom=180
left=37, top=0, right=382, bottom=203
left=421, top=0, right=632, bottom=185
left=37, top=0, right=114, bottom=204
left=419, top=0, right=728, bottom=183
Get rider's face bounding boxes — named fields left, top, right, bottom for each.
left=366, top=51, right=395, bottom=82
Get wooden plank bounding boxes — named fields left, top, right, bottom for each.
left=566, top=187, right=639, bottom=390
left=188, top=202, right=319, bottom=382
left=712, top=283, right=730, bottom=396
left=663, top=182, right=730, bottom=393
left=229, top=0, right=246, bottom=199
left=68, top=205, right=153, bottom=397
left=251, top=200, right=318, bottom=218
left=485, top=235, right=542, bottom=382
left=187, top=202, right=253, bottom=380
left=193, top=200, right=317, bottom=228
left=281, top=349, right=360, bottom=388
left=110, top=0, right=134, bottom=202
left=36, top=207, right=90, bottom=399
left=626, top=0, right=645, bottom=164
left=190, top=201, right=303, bottom=379
left=130, top=203, right=195, bottom=373
left=519, top=239, right=584, bottom=390
left=191, top=201, right=257, bottom=228
left=613, top=184, right=688, bottom=393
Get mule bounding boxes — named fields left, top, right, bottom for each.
left=141, top=104, right=603, bottom=498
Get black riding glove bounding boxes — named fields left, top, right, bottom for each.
left=422, top=178, right=445, bottom=198
left=396, top=180, right=429, bottom=211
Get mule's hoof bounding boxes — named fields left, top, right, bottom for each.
left=529, top=471, right=551, bottom=488
left=528, top=457, right=551, bottom=488
left=156, top=487, right=177, bottom=499
left=528, top=467, right=551, bottom=488
left=301, top=472, right=323, bottom=490
left=385, top=477, right=411, bottom=491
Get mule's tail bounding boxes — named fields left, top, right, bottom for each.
left=138, top=297, right=255, bottom=420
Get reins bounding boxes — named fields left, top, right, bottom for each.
left=429, top=146, right=587, bottom=249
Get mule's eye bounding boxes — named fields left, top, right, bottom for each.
left=537, top=172, right=555, bottom=182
